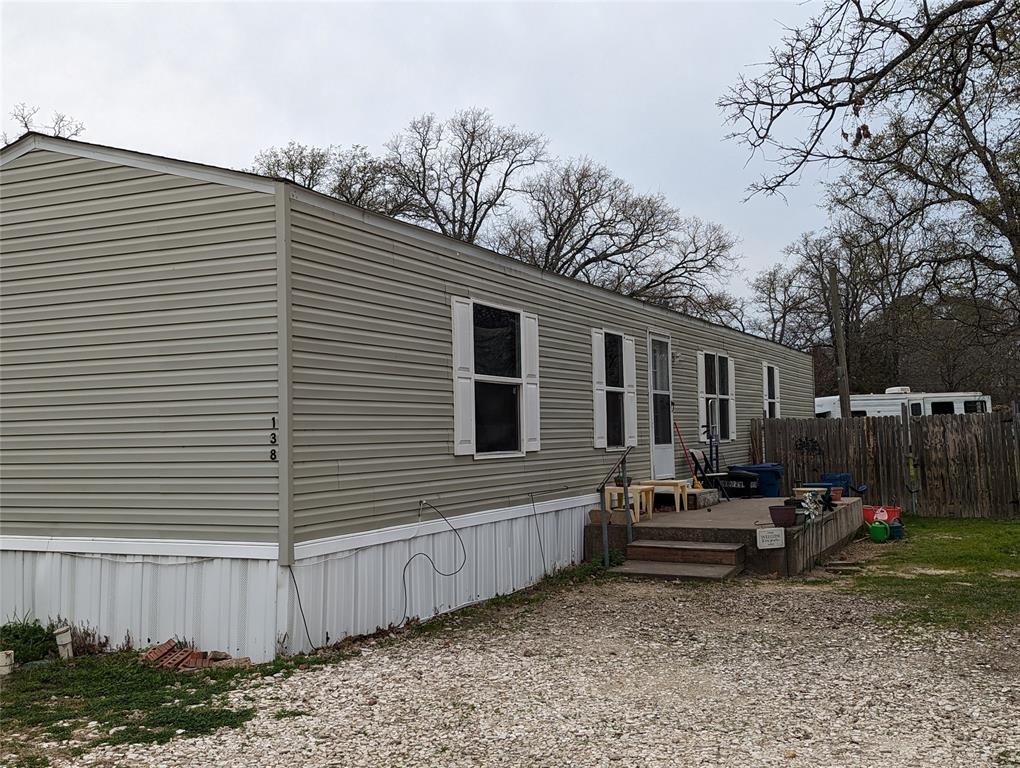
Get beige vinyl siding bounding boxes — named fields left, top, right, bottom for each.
left=0, top=149, right=281, bottom=541
left=288, top=192, right=814, bottom=541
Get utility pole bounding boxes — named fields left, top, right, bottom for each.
left=829, top=264, right=852, bottom=418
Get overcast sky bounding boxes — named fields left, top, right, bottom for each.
left=1, top=1, right=831, bottom=294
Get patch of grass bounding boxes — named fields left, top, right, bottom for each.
left=273, top=708, right=308, bottom=720
left=849, top=516, right=1020, bottom=629
left=0, top=650, right=335, bottom=765
left=0, top=617, right=57, bottom=663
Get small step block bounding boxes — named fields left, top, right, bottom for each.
left=626, top=539, right=745, bottom=566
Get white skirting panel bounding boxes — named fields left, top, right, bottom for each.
left=0, top=495, right=594, bottom=662
left=280, top=499, right=592, bottom=653
left=0, top=550, right=280, bottom=662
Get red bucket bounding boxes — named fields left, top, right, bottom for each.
left=863, top=505, right=901, bottom=524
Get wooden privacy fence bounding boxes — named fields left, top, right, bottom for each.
left=750, top=414, right=1020, bottom=519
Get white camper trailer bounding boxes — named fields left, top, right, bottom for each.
left=815, top=387, right=992, bottom=419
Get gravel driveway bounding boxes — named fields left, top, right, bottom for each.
left=72, top=578, right=1019, bottom=768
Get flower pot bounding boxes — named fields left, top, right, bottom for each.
left=769, top=506, right=798, bottom=527
left=830, top=487, right=844, bottom=501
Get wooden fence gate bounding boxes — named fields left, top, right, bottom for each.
left=750, top=413, right=1020, bottom=519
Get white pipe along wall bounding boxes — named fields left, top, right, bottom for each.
left=0, top=494, right=595, bottom=662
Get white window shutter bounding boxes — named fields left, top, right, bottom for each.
left=696, top=351, right=707, bottom=443
left=728, top=356, right=737, bottom=442
left=451, top=297, right=475, bottom=456
left=623, top=335, right=638, bottom=447
left=592, top=329, right=607, bottom=448
left=774, top=365, right=781, bottom=417
left=523, top=312, right=541, bottom=452
left=762, top=362, right=769, bottom=419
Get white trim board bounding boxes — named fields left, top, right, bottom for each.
left=0, top=535, right=277, bottom=559
left=293, top=493, right=598, bottom=560
left=0, top=493, right=599, bottom=561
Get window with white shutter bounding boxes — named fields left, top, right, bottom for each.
left=762, top=363, right=780, bottom=418
left=698, top=350, right=736, bottom=442
left=451, top=297, right=540, bottom=457
left=593, top=330, right=637, bottom=449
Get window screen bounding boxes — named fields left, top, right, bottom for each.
left=474, top=382, right=520, bottom=453
left=964, top=400, right=986, bottom=413
left=605, top=333, right=624, bottom=389
left=653, top=394, right=672, bottom=445
left=719, top=395, right=731, bottom=439
left=473, top=304, right=520, bottom=378
left=717, top=356, right=729, bottom=396
left=651, top=340, right=669, bottom=391
left=606, top=390, right=625, bottom=448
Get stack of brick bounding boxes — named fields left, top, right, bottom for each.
left=141, top=640, right=250, bottom=671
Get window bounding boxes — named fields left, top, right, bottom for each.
left=451, top=298, right=540, bottom=457
left=472, top=304, right=521, bottom=453
left=698, top=352, right=735, bottom=441
left=910, top=403, right=923, bottom=416
left=592, top=329, right=637, bottom=449
left=964, top=400, right=986, bottom=414
left=851, top=410, right=868, bottom=417
left=605, top=333, right=625, bottom=448
left=931, top=401, right=955, bottom=415
left=762, top=363, right=780, bottom=419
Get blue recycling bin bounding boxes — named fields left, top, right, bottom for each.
left=728, top=463, right=785, bottom=497
left=820, top=472, right=852, bottom=495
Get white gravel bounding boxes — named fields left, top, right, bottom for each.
left=68, top=579, right=1020, bottom=767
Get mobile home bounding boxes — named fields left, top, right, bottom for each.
left=0, top=134, right=814, bottom=659
left=815, top=387, right=991, bottom=418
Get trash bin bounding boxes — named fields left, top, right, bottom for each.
left=729, top=463, right=785, bottom=497
left=720, top=469, right=759, bottom=498
left=820, top=472, right=852, bottom=495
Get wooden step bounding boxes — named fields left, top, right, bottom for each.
left=610, top=560, right=742, bottom=581
left=626, top=539, right=745, bottom=565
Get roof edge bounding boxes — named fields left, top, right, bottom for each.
left=0, top=132, right=276, bottom=195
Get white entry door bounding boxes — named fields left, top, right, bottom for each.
left=648, top=335, right=674, bottom=479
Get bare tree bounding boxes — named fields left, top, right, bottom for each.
left=720, top=0, right=1016, bottom=192
left=250, top=141, right=408, bottom=216
left=748, top=264, right=814, bottom=345
left=385, top=108, right=547, bottom=243
left=3, top=103, right=85, bottom=143
left=493, top=158, right=737, bottom=306
left=720, top=0, right=1020, bottom=291
left=251, top=141, right=334, bottom=188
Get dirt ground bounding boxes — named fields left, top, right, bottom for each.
left=67, top=576, right=1020, bottom=768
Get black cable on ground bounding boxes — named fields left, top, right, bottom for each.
left=398, top=500, right=468, bottom=627
left=288, top=564, right=317, bottom=652
left=528, top=491, right=548, bottom=574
